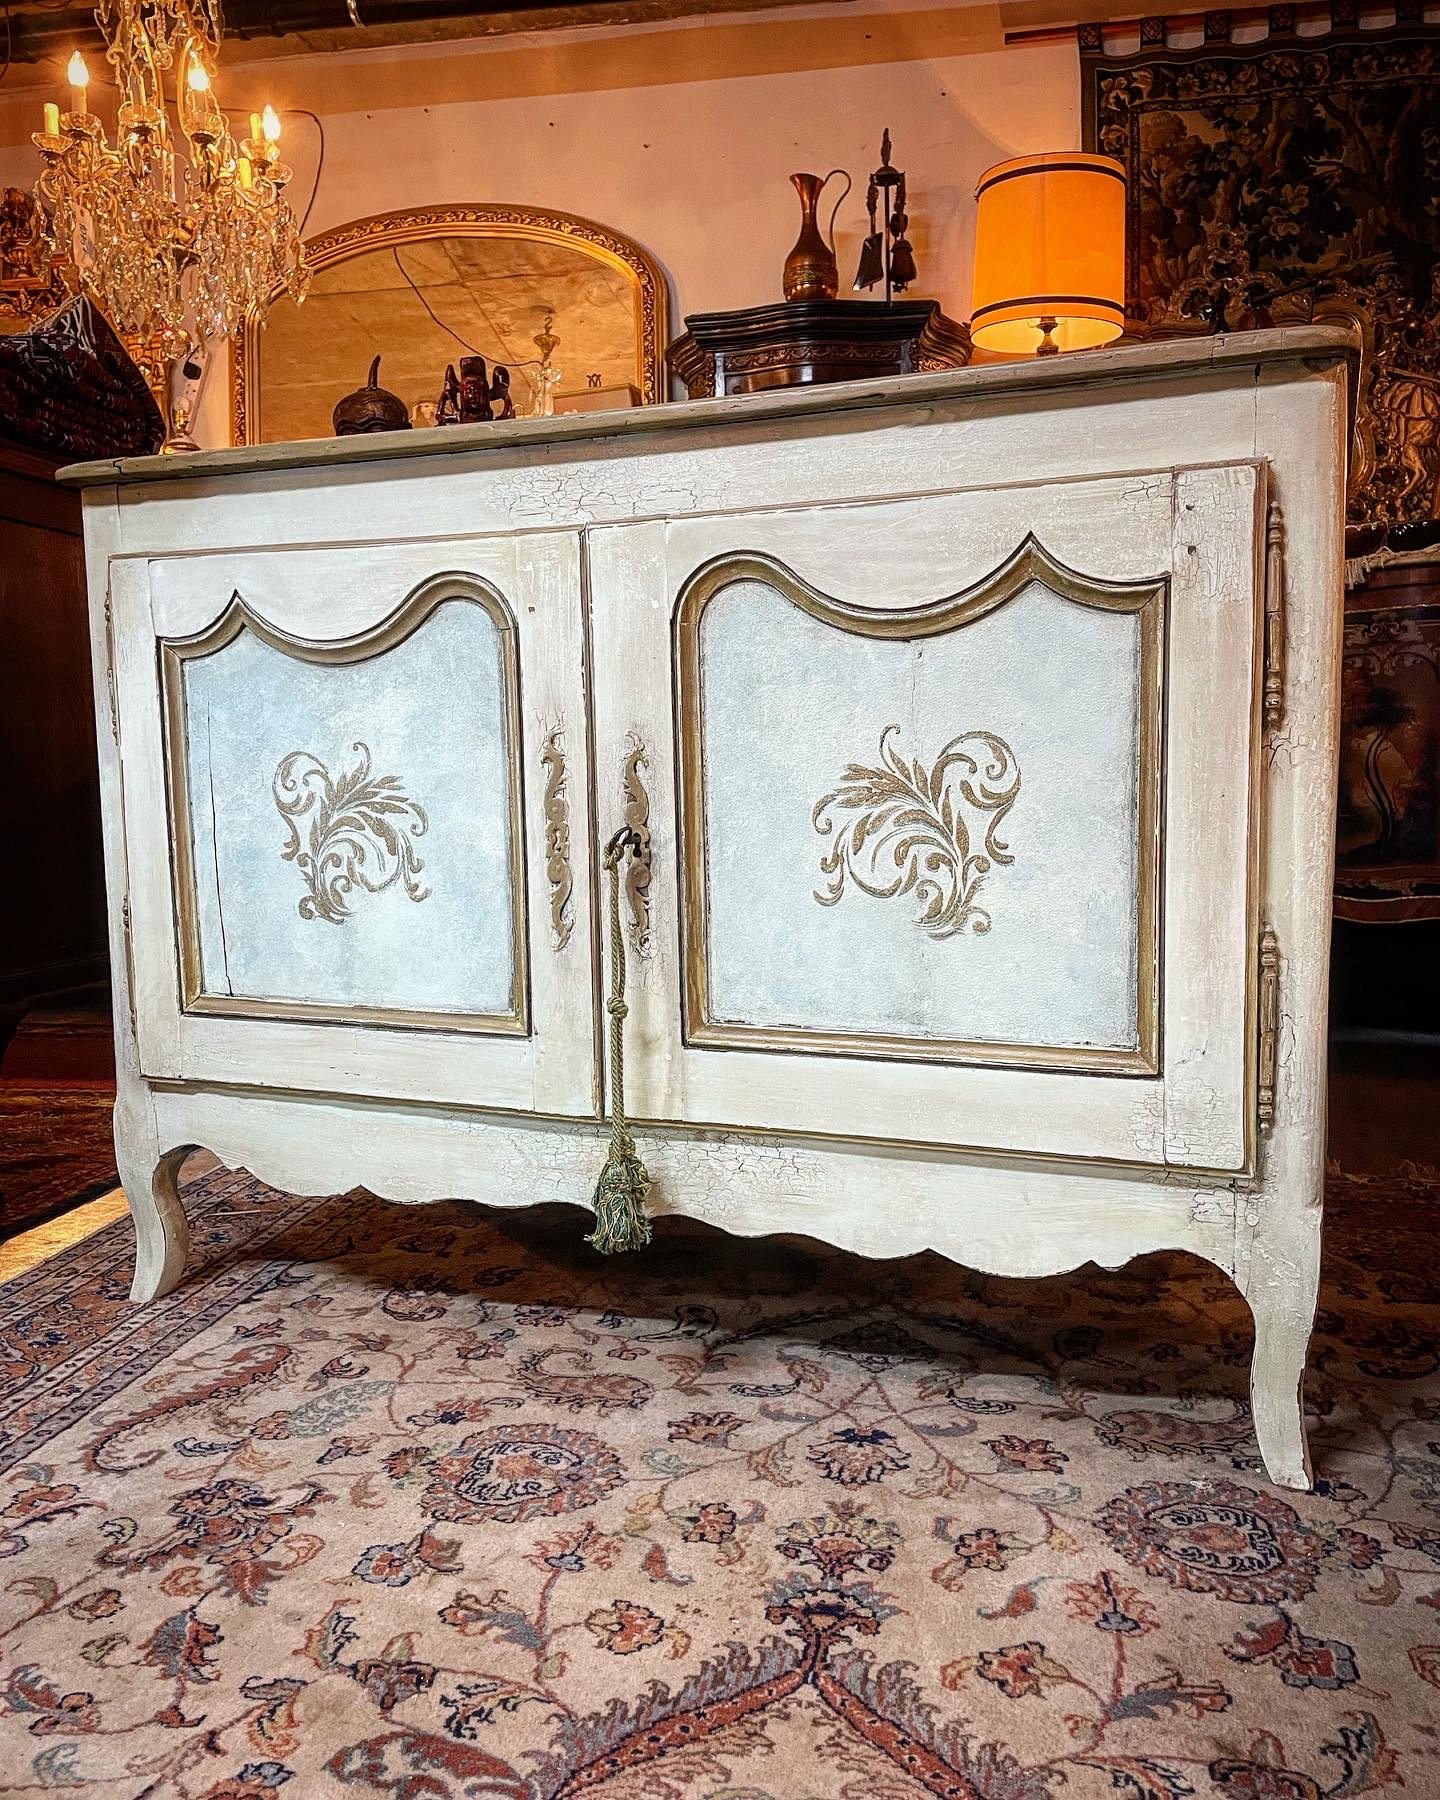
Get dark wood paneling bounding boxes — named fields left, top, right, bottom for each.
left=0, top=445, right=107, bottom=1002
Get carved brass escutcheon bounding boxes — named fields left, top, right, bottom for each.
left=541, top=729, right=575, bottom=951
left=621, top=734, right=653, bottom=956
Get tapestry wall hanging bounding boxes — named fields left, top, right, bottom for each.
left=1082, top=9, right=1440, bottom=920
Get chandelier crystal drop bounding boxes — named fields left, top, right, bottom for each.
left=31, top=0, right=310, bottom=450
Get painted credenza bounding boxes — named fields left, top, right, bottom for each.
left=65, top=327, right=1354, bottom=1490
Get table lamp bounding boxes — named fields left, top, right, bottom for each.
left=970, top=152, right=1126, bottom=356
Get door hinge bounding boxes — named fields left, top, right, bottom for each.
left=103, top=589, right=120, bottom=746
left=1257, top=923, right=1280, bottom=1136
left=121, top=894, right=139, bottom=1047
left=1263, top=500, right=1285, bottom=733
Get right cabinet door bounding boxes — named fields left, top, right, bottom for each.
left=590, top=463, right=1269, bottom=1175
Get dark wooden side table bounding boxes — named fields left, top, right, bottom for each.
left=668, top=298, right=971, bottom=398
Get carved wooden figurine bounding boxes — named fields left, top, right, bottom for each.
left=437, top=354, right=516, bottom=425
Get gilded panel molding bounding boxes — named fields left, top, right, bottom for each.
left=274, top=742, right=431, bottom=925
left=541, top=729, right=575, bottom=952
left=160, top=572, right=529, bottom=1037
left=813, top=726, right=1022, bottom=940
left=674, top=540, right=1166, bottom=1075
left=231, top=202, right=670, bottom=444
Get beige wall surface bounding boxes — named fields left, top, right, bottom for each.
left=0, top=2, right=1079, bottom=443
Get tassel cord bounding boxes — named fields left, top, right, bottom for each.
left=585, top=828, right=653, bottom=1255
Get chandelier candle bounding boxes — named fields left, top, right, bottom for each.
left=31, top=0, right=309, bottom=453
left=67, top=50, right=89, bottom=116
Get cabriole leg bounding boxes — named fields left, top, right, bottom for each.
left=114, top=1133, right=193, bottom=1303
left=1234, top=1201, right=1322, bottom=1491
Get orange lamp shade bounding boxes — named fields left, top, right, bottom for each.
left=970, top=152, right=1126, bottom=355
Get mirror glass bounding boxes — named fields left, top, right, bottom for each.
left=239, top=209, right=666, bottom=443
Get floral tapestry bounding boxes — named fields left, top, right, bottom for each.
left=1083, top=12, right=1440, bottom=921
left=1081, top=11, right=1440, bottom=530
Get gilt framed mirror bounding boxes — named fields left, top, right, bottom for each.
left=231, top=203, right=669, bottom=444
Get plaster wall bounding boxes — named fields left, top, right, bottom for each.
left=0, top=4, right=1079, bottom=443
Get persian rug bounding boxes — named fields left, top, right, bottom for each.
left=1, top=1160, right=1438, bottom=1799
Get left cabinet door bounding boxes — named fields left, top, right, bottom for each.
left=108, top=534, right=598, bottom=1117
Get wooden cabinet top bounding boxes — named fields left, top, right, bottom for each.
left=60, top=325, right=1357, bottom=492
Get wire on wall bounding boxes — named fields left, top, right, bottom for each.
left=288, top=107, right=325, bottom=237
left=392, top=246, right=542, bottom=369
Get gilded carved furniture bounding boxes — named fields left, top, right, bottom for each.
left=0, top=186, right=67, bottom=328
left=233, top=204, right=668, bottom=442
left=66, top=326, right=1353, bottom=1490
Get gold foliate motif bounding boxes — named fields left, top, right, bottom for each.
left=622, top=734, right=654, bottom=956
left=541, top=730, right=574, bottom=951
left=274, top=741, right=430, bottom=925
left=812, top=725, right=1021, bottom=939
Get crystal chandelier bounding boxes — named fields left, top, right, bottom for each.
left=31, top=0, right=309, bottom=451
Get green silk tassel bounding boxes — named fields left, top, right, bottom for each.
left=586, top=828, right=653, bottom=1255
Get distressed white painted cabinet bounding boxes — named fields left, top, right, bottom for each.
left=66, top=327, right=1354, bottom=1490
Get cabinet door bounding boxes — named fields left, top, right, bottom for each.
left=590, top=464, right=1266, bottom=1173
left=111, top=534, right=597, bottom=1116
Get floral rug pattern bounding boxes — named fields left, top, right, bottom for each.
left=1, top=1160, right=1438, bottom=1797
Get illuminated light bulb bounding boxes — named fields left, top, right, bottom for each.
left=187, top=61, right=211, bottom=92
left=67, top=51, right=90, bottom=113
left=261, top=104, right=281, bottom=143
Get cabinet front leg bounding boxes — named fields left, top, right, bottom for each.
left=1234, top=1200, right=1321, bottom=1491
left=115, top=1128, right=193, bottom=1303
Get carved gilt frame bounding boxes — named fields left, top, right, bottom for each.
left=674, top=539, right=1166, bottom=1076
left=231, top=203, right=670, bottom=444
left=160, top=572, right=530, bottom=1035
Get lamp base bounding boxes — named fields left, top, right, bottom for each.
left=1035, top=315, right=1061, bottom=357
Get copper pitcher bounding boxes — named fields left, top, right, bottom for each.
left=783, top=169, right=851, bottom=302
